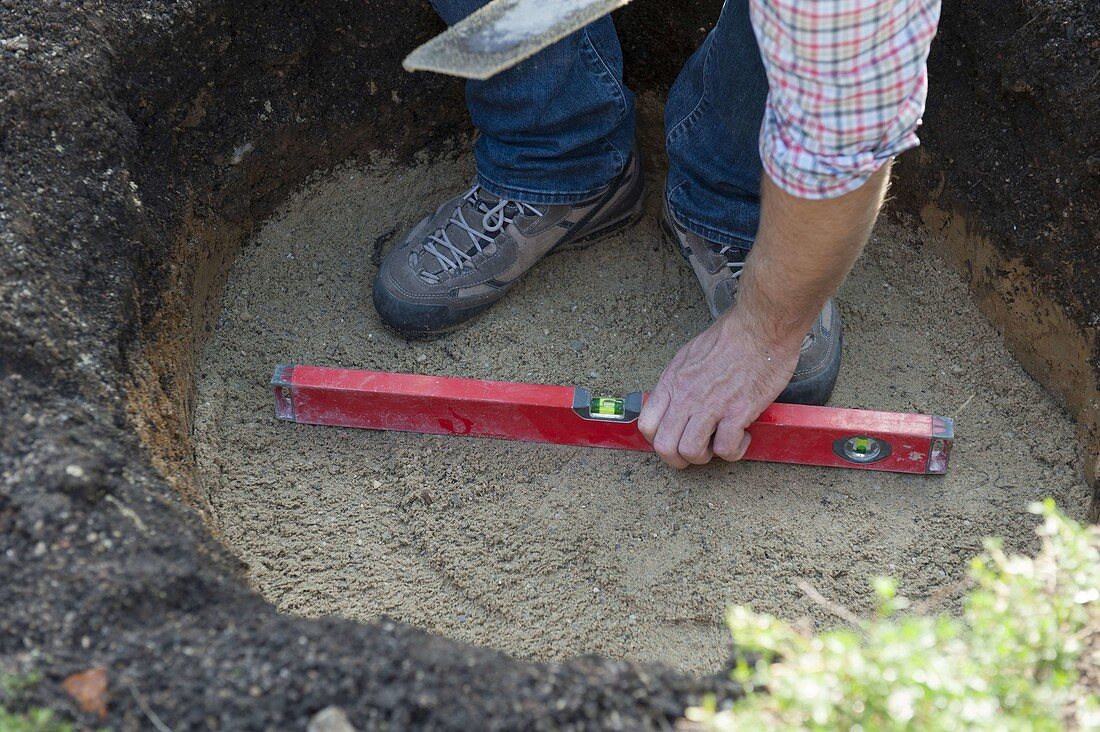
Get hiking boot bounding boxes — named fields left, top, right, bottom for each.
left=373, top=148, right=646, bottom=336
left=660, top=202, right=843, bottom=406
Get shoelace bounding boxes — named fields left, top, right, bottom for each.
left=716, top=244, right=746, bottom=280
left=421, top=185, right=544, bottom=277
left=713, top=242, right=810, bottom=349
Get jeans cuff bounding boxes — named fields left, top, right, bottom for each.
left=476, top=170, right=614, bottom=206
left=668, top=202, right=755, bottom=249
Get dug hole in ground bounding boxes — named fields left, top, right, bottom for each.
left=193, top=99, right=1089, bottom=676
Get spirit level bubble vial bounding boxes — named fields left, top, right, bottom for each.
left=272, top=365, right=954, bottom=475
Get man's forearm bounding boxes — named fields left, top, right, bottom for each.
left=729, top=163, right=893, bottom=347
left=639, top=162, right=894, bottom=468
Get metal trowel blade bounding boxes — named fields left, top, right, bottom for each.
left=404, top=0, right=633, bottom=80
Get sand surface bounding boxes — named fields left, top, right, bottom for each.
left=193, top=122, right=1089, bottom=675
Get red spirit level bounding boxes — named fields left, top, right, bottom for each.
left=271, top=365, right=954, bottom=474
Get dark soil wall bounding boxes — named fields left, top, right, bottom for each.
left=118, top=0, right=473, bottom=513
left=889, top=0, right=1100, bottom=515
left=1, top=2, right=735, bottom=729
left=0, top=0, right=1096, bottom=729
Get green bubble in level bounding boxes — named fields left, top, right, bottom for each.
left=591, top=397, right=625, bottom=417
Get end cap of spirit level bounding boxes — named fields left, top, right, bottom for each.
left=926, top=415, right=955, bottom=474
left=271, top=364, right=296, bottom=421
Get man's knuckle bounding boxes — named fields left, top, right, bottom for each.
left=681, top=444, right=705, bottom=461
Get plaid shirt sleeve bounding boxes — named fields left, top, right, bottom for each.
left=749, top=0, right=941, bottom=199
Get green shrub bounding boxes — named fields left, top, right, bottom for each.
left=686, top=500, right=1099, bottom=731
left=0, top=707, right=73, bottom=732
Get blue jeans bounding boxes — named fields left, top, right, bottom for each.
left=430, top=0, right=768, bottom=247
